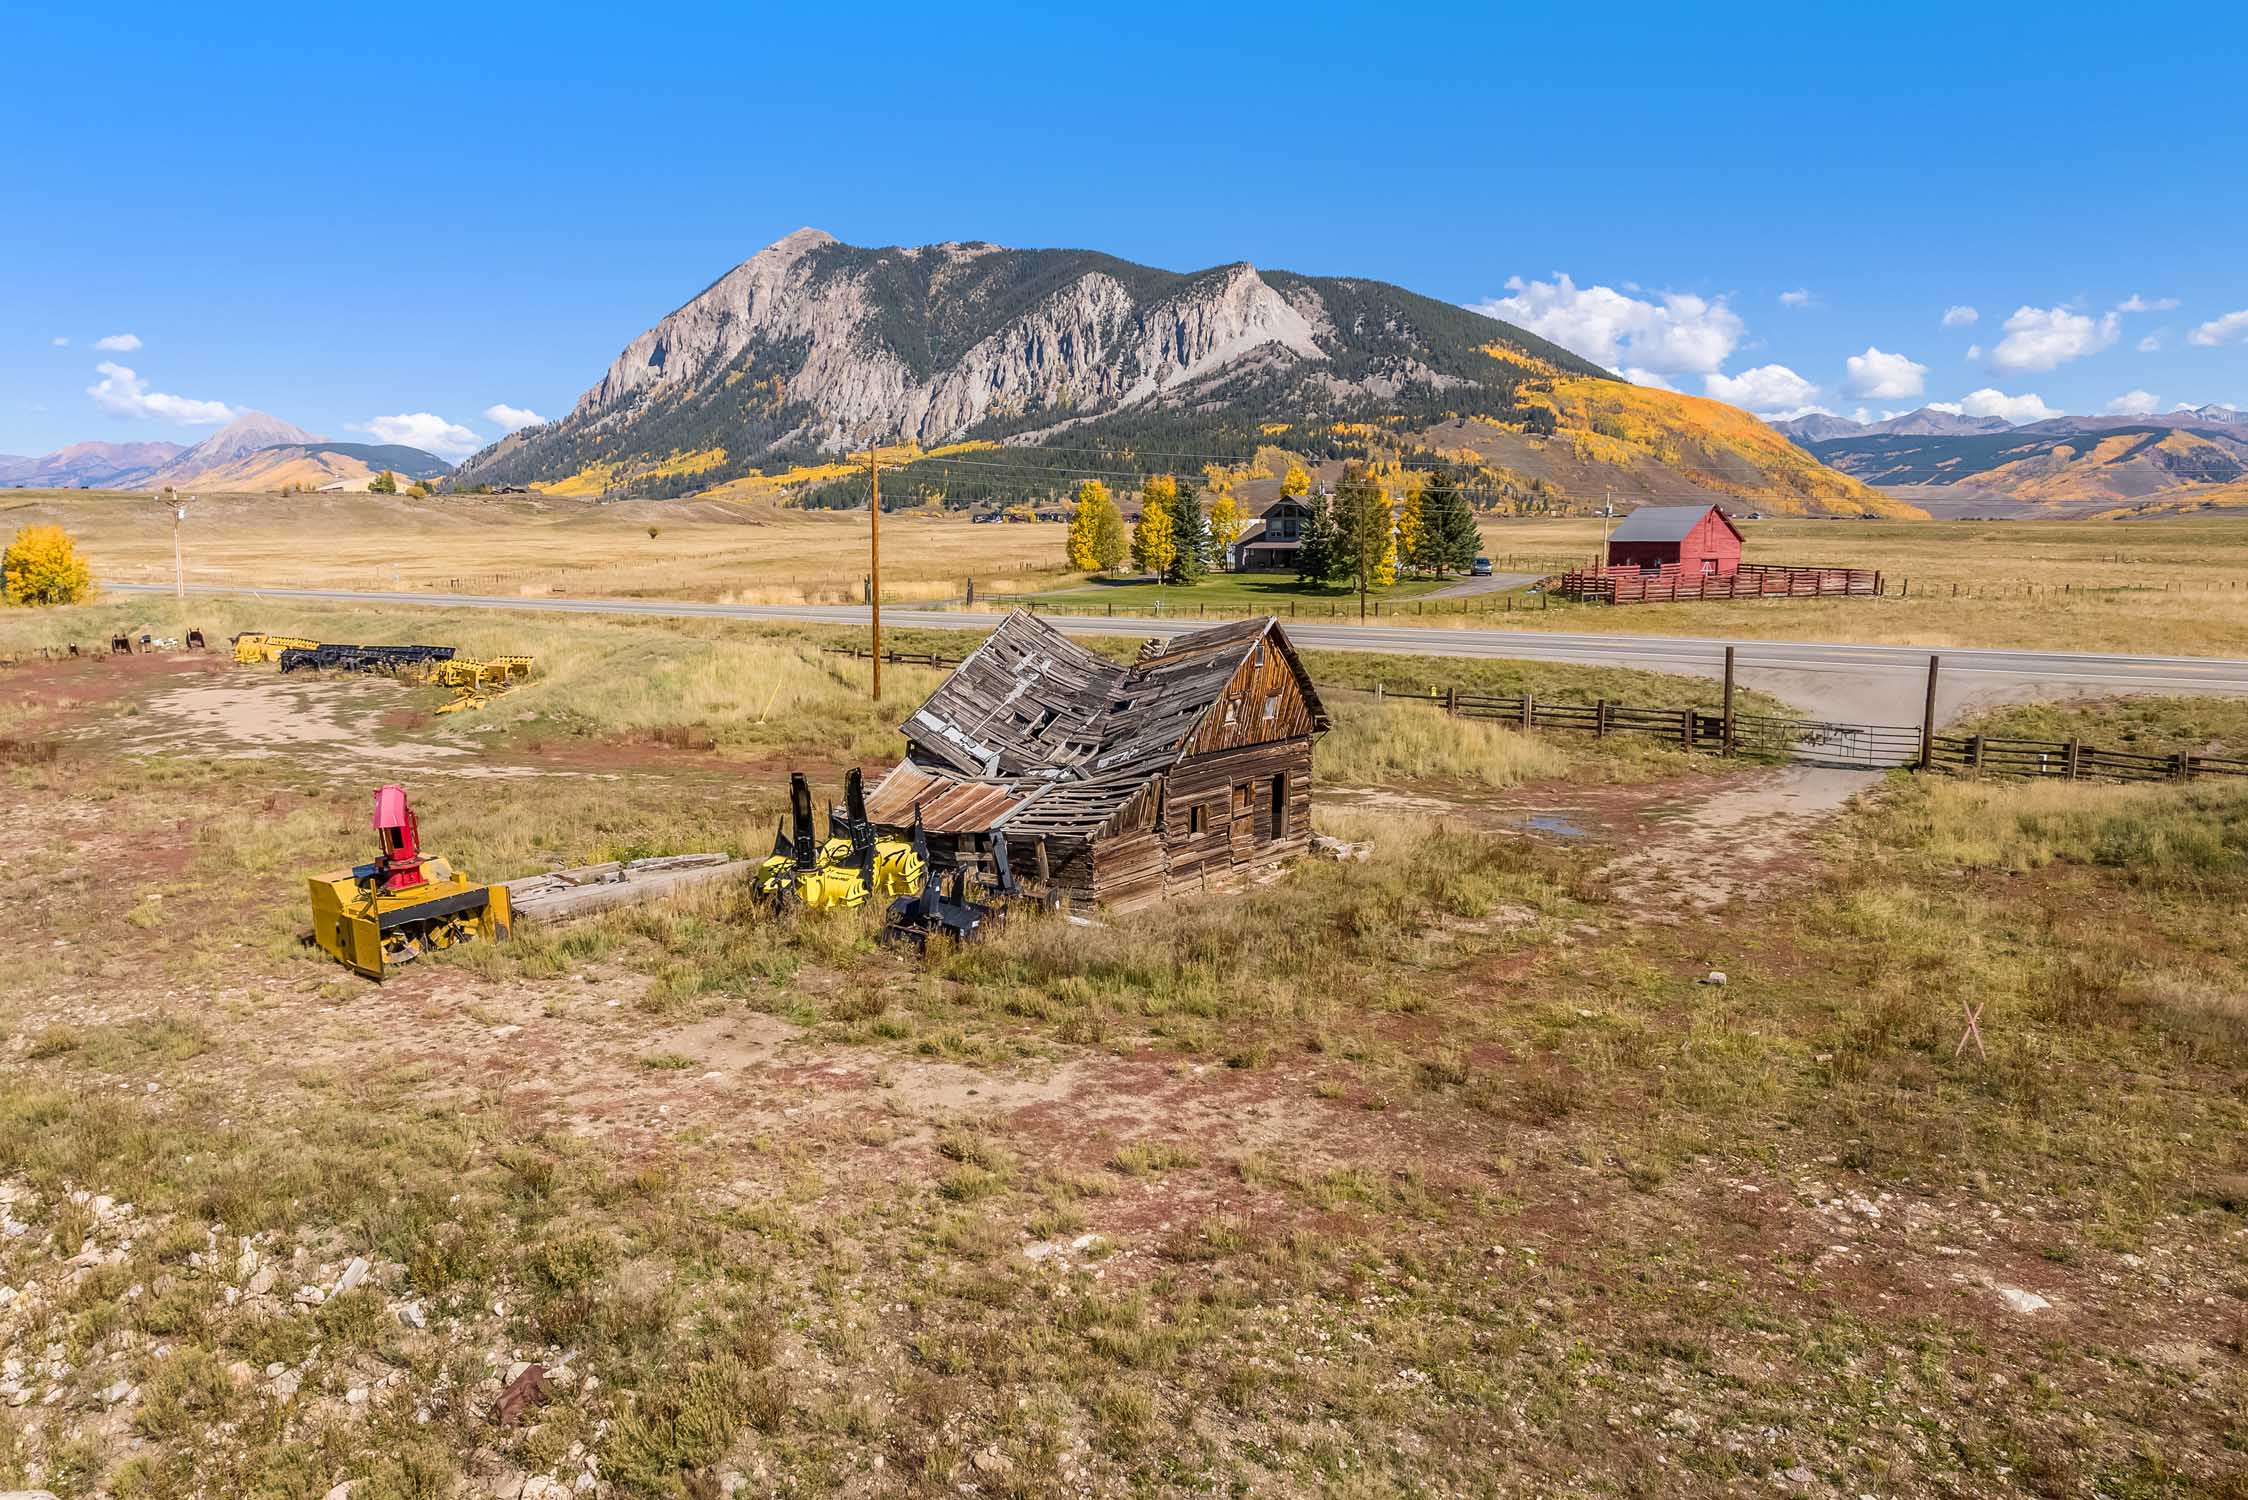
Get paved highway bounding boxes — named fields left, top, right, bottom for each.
left=106, top=581, right=2248, bottom=723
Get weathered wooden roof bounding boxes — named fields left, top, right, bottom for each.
left=864, top=759, right=1157, bottom=840
left=898, top=610, right=1328, bottom=785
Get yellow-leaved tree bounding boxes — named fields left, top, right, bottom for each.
left=1131, top=475, right=1177, bottom=579
left=1066, top=480, right=1111, bottom=570
left=2, top=524, right=93, bottom=606
left=1393, top=483, right=1425, bottom=577
left=1280, top=463, right=1311, bottom=498
left=1206, top=492, right=1242, bottom=569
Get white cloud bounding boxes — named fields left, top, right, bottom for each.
left=2116, top=294, right=2179, bottom=313
left=1619, top=368, right=1675, bottom=391
left=50, top=336, right=69, bottom=347
left=1843, top=346, right=1928, bottom=400
left=2137, top=334, right=2163, bottom=353
left=2188, top=309, right=2248, bottom=348
left=94, top=332, right=143, bottom=352
left=1989, top=305, right=2119, bottom=372
left=2101, top=389, right=2160, bottom=416
left=86, top=362, right=234, bottom=425
left=1930, top=387, right=2058, bottom=424
left=353, top=412, right=483, bottom=457
left=1965, top=343, right=1982, bottom=361
left=1474, top=273, right=1745, bottom=375
left=1778, top=288, right=1813, bottom=308
left=483, top=403, right=545, bottom=433
left=1704, top=363, right=1820, bottom=414
left=1940, top=305, right=1979, bottom=328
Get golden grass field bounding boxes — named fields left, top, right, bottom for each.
left=14, top=486, right=2248, bottom=655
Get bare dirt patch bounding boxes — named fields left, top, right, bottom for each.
left=1599, top=765, right=1878, bottom=916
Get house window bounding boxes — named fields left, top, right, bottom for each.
left=1223, top=700, right=1238, bottom=727
left=1188, top=804, right=1206, bottom=836
left=1270, top=774, right=1287, bottom=838
left=1700, top=557, right=1718, bottom=576
left=1262, top=694, right=1279, bottom=722
left=1232, top=782, right=1252, bottom=816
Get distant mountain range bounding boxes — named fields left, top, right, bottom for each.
left=1780, top=405, right=2248, bottom=513
left=451, top=228, right=1906, bottom=518
left=3, top=411, right=452, bottom=493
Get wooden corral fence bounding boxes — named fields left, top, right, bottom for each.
left=1553, top=562, right=1883, bottom=605
left=1924, top=735, right=2248, bottom=783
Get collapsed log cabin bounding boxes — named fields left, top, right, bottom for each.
left=863, top=610, right=1330, bottom=911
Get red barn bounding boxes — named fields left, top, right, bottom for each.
left=1605, top=504, right=1744, bottom=577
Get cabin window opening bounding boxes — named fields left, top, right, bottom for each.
left=1232, top=782, right=1252, bottom=816
left=1223, top=700, right=1239, bottom=727
left=1188, top=804, right=1205, bottom=836
left=1262, top=693, right=1279, bottom=722
left=1269, top=774, right=1287, bottom=838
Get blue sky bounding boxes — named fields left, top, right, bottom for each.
left=6, top=0, right=2245, bottom=458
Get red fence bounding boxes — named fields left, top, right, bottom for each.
left=1554, top=562, right=1883, bottom=605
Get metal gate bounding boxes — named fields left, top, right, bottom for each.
left=1730, top=713, right=1924, bottom=769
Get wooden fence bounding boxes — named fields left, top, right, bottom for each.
left=1554, top=562, right=1883, bottom=605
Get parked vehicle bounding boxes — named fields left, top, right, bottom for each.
left=1470, top=557, right=1494, bottom=577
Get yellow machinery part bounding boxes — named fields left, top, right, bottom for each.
left=307, top=865, right=511, bottom=980
left=755, top=836, right=922, bottom=910
left=233, top=633, right=318, bottom=665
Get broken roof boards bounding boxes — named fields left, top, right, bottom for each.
left=867, top=610, right=1329, bottom=909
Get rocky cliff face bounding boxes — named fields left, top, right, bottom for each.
left=455, top=230, right=1605, bottom=492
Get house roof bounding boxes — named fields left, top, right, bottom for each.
left=896, top=609, right=1329, bottom=787
left=864, top=761, right=1158, bottom=840
left=1608, top=504, right=1738, bottom=544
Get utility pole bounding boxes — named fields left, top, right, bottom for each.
left=869, top=455, right=882, bottom=701
left=172, top=496, right=189, bottom=617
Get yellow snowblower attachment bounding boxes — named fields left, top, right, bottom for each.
left=307, top=784, right=509, bottom=979
left=755, top=772, right=925, bottom=910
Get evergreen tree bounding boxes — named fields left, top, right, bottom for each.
left=1335, top=462, right=1394, bottom=613
left=1295, top=491, right=1339, bottom=585
left=1418, top=463, right=1482, bottom=574
left=1166, top=487, right=1210, bottom=584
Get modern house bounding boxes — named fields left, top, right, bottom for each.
left=1232, top=494, right=1316, bottom=571
left=863, top=609, right=1330, bottom=910
left=1604, top=503, right=1744, bottom=577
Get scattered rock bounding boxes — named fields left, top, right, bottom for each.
left=1997, top=1286, right=2051, bottom=1315
left=971, top=1449, right=1013, bottom=1476
left=519, top=1479, right=572, bottom=1500
left=100, top=1379, right=132, bottom=1405
left=322, top=1483, right=359, bottom=1500
left=1702, top=970, right=1728, bottom=987
left=1309, top=834, right=1372, bottom=862
left=270, top=1370, right=301, bottom=1401
left=246, top=1265, right=277, bottom=1298
left=1069, top=1233, right=1107, bottom=1253
left=227, top=1361, right=256, bottom=1389
left=334, top=1257, right=370, bottom=1295
left=396, top=1301, right=427, bottom=1330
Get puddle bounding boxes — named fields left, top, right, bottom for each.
left=1514, top=813, right=1591, bottom=839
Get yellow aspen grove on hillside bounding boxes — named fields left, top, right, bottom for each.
left=1131, top=475, right=1177, bottom=579
left=1206, top=492, right=1243, bottom=566
left=2, top=524, right=93, bottom=606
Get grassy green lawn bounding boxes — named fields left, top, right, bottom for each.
left=1014, top=570, right=1479, bottom=615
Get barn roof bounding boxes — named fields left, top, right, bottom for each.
left=898, top=609, right=1327, bottom=784
left=1608, top=503, right=1739, bottom=544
